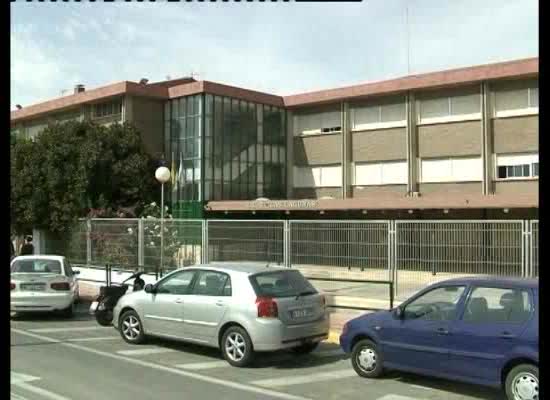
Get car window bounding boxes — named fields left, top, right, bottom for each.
left=404, top=286, right=466, bottom=321
left=11, top=259, right=62, bottom=275
left=250, top=270, right=317, bottom=298
left=156, top=270, right=196, bottom=295
left=191, top=271, right=231, bottom=297
left=463, top=287, right=533, bottom=324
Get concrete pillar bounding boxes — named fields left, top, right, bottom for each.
left=481, top=82, right=494, bottom=195
left=286, top=110, right=294, bottom=199
left=341, top=101, right=352, bottom=199
left=406, top=92, right=419, bottom=194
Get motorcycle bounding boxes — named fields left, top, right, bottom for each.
left=90, top=271, right=146, bottom=327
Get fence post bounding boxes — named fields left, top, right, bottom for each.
left=390, top=221, right=398, bottom=298
left=86, top=219, right=92, bottom=266
left=201, top=220, right=209, bottom=264
left=522, top=221, right=531, bottom=278
left=138, top=219, right=144, bottom=269
left=284, top=220, right=290, bottom=268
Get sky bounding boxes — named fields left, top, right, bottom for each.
left=10, top=0, right=538, bottom=110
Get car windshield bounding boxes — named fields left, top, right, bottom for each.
left=11, top=259, right=62, bottom=275
left=249, top=270, right=317, bottom=298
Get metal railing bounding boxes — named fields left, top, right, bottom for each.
left=39, top=218, right=539, bottom=306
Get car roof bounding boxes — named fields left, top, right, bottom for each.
left=185, top=262, right=288, bottom=275
left=432, top=276, right=538, bottom=289
left=12, top=255, right=65, bottom=262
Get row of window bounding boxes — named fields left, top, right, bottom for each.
left=294, top=80, right=538, bottom=136
left=293, top=153, right=539, bottom=187
left=93, top=100, right=122, bottom=118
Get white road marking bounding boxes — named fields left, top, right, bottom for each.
left=11, top=372, right=41, bottom=384
left=10, top=392, right=30, bottom=400
left=66, top=336, right=119, bottom=342
left=12, top=328, right=311, bottom=400
left=28, top=326, right=107, bottom=333
left=12, top=382, right=73, bottom=400
left=11, top=372, right=73, bottom=400
left=376, top=395, right=425, bottom=400
left=250, top=369, right=358, bottom=387
left=116, top=348, right=176, bottom=356
left=175, top=361, right=229, bottom=370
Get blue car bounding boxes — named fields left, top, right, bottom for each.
left=340, top=277, right=538, bottom=400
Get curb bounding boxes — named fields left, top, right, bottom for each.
left=326, top=330, right=341, bottom=344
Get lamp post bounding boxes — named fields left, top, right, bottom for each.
left=155, top=166, right=171, bottom=279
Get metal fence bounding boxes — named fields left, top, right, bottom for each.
left=39, top=218, right=539, bottom=303
left=531, top=220, right=539, bottom=278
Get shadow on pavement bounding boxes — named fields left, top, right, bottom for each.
left=382, top=370, right=505, bottom=400
left=144, top=337, right=347, bottom=369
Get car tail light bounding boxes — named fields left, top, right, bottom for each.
left=10, top=282, right=15, bottom=291
left=51, top=282, right=70, bottom=291
left=256, top=297, right=278, bottom=318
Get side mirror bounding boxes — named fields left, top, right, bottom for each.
left=144, top=284, right=155, bottom=294
left=394, top=306, right=404, bottom=319
left=74, top=270, right=80, bottom=275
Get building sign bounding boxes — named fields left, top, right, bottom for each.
left=248, top=200, right=319, bottom=210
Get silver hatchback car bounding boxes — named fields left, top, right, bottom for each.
left=113, top=263, right=329, bottom=367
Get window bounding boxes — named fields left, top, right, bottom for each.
left=93, top=100, right=122, bottom=118
left=496, top=153, right=538, bottom=180
left=249, top=270, right=317, bottom=298
left=418, top=88, right=480, bottom=124
left=494, top=80, right=538, bottom=117
left=463, top=287, right=532, bottom=324
left=404, top=286, right=466, bottom=321
left=295, top=110, right=341, bottom=136
left=420, top=157, right=482, bottom=183
left=354, top=161, right=407, bottom=185
left=11, top=259, right=62, bottom=275
left=191, top=271, right=231, bottom=296
left=352, top=99, right=406, bottom=130
left=156, top=270, right=196, bottom=295
left=294, top=165, right=342, bottom=188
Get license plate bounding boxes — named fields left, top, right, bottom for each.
left=292, top=308, right=313, bottom=319
left=89, top=301, right=98, bottom=313
left=21, top=284, right=45, bottom=291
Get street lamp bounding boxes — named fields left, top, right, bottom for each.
left=155, top=166, right=171, bottom=279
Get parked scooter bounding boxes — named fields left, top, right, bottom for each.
left=90, top=271, right=145, bottom=326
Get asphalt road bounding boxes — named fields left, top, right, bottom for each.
left=11, top=304, right=505, bottom=400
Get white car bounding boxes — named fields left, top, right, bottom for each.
left=11, top=255, right=80, bottom=317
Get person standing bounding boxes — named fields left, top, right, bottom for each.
left=19, top=236, right=34, bottom=256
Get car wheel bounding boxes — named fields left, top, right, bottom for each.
left=351, top=339, right=384, bottom=378
left=221, top=326, right=254, bottom=367
left=119, top=310, right=146, bottom=344
left=292, top=342, right=319, bottom=355
left=505, top=364, right=538, bottom=400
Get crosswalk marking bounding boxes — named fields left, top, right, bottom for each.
left=28, top=326, right=107, bottom=333
left=250, top=369, right=358, bottom=387
left=175, top=361, right=229, bottom=370
left=116, top=348, right=176, bottom=356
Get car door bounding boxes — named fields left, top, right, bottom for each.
left=380, top=285, right=467, bottom=374
left=141, top=269, right=197, bottom=338
left=183, top=270, right=232, bottom=342
left=447, top=285, right=534, bottom=384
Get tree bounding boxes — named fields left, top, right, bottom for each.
left=10, top=121, right=158, bottom=235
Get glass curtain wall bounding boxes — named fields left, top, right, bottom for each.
left=203, top=94, right=286, bottom=201
left=166, top=94, right=286, bottom=207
